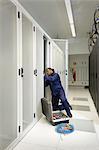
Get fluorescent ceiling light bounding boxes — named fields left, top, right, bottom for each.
left=65, top=0, right=76, bottom=37
left=71, top=23, right=76, bottom=37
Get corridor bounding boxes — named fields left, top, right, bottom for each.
left=1, top=0, right=99, bottom=149
left=13, top=87, right=99, bottom=150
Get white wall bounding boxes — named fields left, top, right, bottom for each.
left=68, top=37, right=89, bottom=87
left=69, top=54, right=89, bottom=86
left=69, top=37, right=89, bottom=55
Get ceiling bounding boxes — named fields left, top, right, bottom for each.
left=18, top=0, right=99, bottom=39
left=71, top=0, right=99, bottom=38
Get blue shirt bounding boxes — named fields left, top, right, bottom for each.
left=44, top=73, right=63, bottom=96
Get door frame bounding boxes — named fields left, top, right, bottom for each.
left=65, top=40, right=68, bottom=97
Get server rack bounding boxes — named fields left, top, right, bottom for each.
left=89, top=37, right=99, bottom=114
left=96, top=38, right=99, bottom=114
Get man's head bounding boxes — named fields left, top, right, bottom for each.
left=44, top=68, right=55, bottom=76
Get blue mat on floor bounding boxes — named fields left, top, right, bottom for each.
left=55, top=123, right=74, bottom=134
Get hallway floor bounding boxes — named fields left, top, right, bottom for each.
left=13, top=87, right=99, bottom=150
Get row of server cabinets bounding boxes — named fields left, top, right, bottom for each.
left=89, top=37, right=99, bottom=115
left=0, top=0, right=66, bottom=149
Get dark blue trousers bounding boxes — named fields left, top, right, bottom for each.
left=52, top=89, right=72, bottom=117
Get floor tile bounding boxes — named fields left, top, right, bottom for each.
left=21, top=117, right=60, bottom=147
left=71, top=105, right=90, bottom=111
left=57, top=131, right=99, bottom=150
left=70, top=119, right=95, bottom=133
left=14, top=142, right=56, bottom=150
left=73, top=97, right=88, bottom=101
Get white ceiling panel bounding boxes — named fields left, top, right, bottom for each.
left=18, top=0, right=71, bottom=39
left=71, top=0, right=99, bottom=37
left=18, top=0, right=99, bottom=39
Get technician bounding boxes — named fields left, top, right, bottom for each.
left=44, top=68, right=72, bottom=118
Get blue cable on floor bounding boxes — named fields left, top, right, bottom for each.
left=55, top=123, right=74, bottom=134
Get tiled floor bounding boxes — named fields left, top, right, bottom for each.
left=13, top=87, right=99, bottom=150
left=73, top=97, right=88, bottom=101
left=71, top=104, right=90, bottom=111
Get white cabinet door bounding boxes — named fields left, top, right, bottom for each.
left=36, top=28, right=44, bottom=121
left=22, top=14, right=34, bottom=131
left=0, top=1, right=17, bottom=149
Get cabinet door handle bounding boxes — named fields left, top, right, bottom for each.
left=34, top=69, right=37, bottom=76
left=21, top=68, right=24, bottom=77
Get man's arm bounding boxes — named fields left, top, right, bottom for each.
left=44, top=73, right=59, bottom=82
left=44, top=76, right=49, bottom=87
